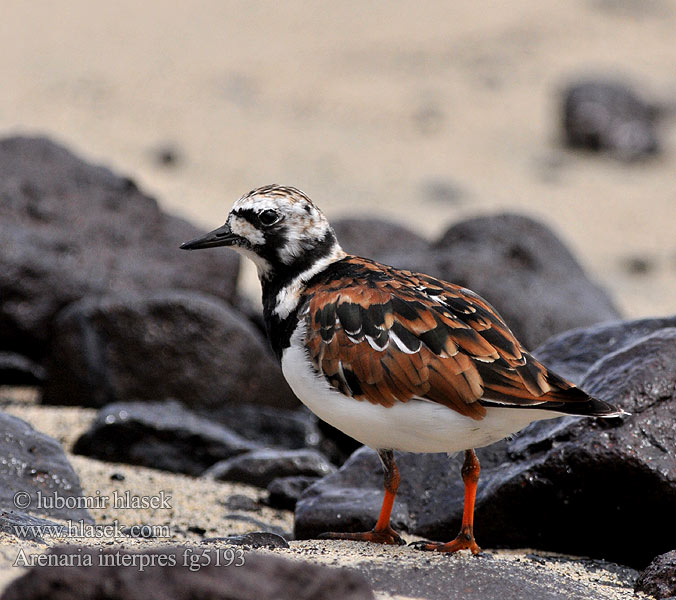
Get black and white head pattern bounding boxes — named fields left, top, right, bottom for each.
left=226, top=185, right=342, bottom=279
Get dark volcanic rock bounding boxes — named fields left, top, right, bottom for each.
left=332, top=217, right=428, bottom=263
left=214, top=403, right=321, bottom=451
left=73, top=400, right=258, bottom=476
left=294, top=444, right=506, bottom=541
left=0, top=412, right=92, bottom=523
left=295, top=321, right=676, bottom=568
left=0, top=135, right=239, bottom=360
left=636, top=550, right=676, bottom=599
left=0, top=352, right=45, bottom=385
left=206, top=449, right=336, bottom=488
left=563, top=80, right=660, bottom=160
left=0, top=545, right=374, bottom=600
left=315, top=419, right=364, bottom=466
left=43, top=290, right=297, bottom=411
left=534, top=315, right=676, bottom=382
left=294, top=447, right=424, bottom=539
left=222, top=494, right=262, bottom=512
left=383, top=213, right=620, bottom=349
left=267, top=476, right=320, bottom=511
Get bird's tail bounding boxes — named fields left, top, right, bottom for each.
left=479, top=354, right=627, bottom=417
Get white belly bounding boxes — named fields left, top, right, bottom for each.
left=281, top=324, right=563, bottom=453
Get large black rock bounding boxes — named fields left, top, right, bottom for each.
left=382, top=213, right=620, bottom=349
left=267, top=476, right=320, bottom=511
left=0, top=136, right=239, bottom=360
left=562, top=80, right=660, bottom=160
left=73, top=400, right=259, bottom=476
left=635, top=550, right=676, bottom=599
left=295, top=446, right=446, bottom=539
left=0, top=546, right=374, bottom=600
left=533, top=316, right=676, bottom=382
left=295, top=318, right=676, bottom=568
left=206, top=449, right=336, bottom=488
left=212, top=403, right=322, bottom=451
left=43, top=290, right=297, bottom=411
left=332, top=217, right=428, bottom=263
left=0, top=352, right=45, bottom=385
left=0, top=412, right=92, bottom=523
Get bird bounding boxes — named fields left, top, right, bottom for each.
left=180, top=184, right=624, bottom=553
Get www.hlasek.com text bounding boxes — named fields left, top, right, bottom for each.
left=13, top=520, right=171, bottom=540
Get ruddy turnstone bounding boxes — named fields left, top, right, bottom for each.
left=181, top=185, right=623, bottom=553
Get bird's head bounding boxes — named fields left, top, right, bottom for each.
left=180, top=185, right=344, bottom=281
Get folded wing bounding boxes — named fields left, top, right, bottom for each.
left=302, top=257, right=620, bottom=420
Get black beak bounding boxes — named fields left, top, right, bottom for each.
left=180, top=224, right=239, bottom=250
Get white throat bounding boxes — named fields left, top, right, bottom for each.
left=234, top=247, right=272, bottom=278
left=273, top=244, right=346, bottom=319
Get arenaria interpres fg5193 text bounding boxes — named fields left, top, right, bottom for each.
left=181, top=185, right=623, bottom=553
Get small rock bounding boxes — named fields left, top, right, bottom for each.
left=267, top=476, right=319, bottom=511
left=222, top=494, right=262, bottom=513
left=208, top=531, right=290, bottom=549
left=0, top=510, right=61, bottom=543
left=0, top=412, right=92, bottom=523
left=152, top=143, right=182, bottom=168
left=420, top=179, right=465, bottom=204
left=0, top=545, right=374, bottom=600
left=43, top=291, right=298, bottom=411
left=636, top=550, right=676, bottom=599
left=0, top=136, right=239, bottom=361
left=332, top=217, right=428, bottom=264
left=0, top=352, right=45, bottom=385
left=562, top=80, right=660, bottom=160
left=73, top=400, right=258, bottom=476
left=187, top=525, right=206, bottom=536
left=383, top=213, right=620, bottom=349
left=622, top=255, right=654, bottom=275
left=206, top=449, right=336, bottom=488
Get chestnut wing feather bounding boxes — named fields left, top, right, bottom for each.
left=302, top=257, right=589, bottom=421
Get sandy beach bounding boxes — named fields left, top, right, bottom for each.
left=1, top=0, right=675, bottom=317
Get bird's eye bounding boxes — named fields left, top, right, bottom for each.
left=258, top=209, right=282, bottom=227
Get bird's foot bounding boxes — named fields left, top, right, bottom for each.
left=318, top=526, right=405, bottom=545
left=409, top=532, right=481, bottom=554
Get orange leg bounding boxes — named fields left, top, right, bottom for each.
left=410, top=449, right=482, bottom=554
left=319, top=449, right=405, bottom=545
